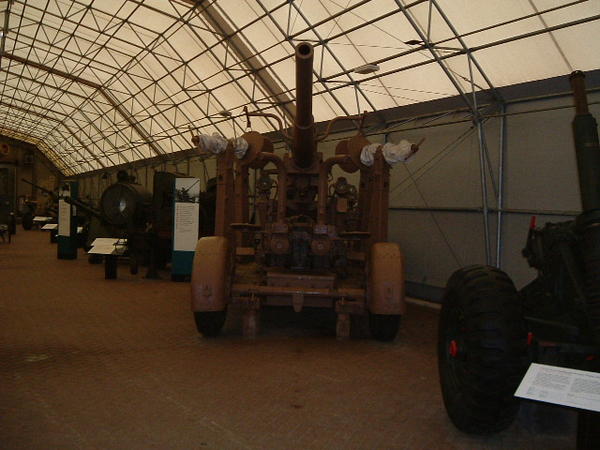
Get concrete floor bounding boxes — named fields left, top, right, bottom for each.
left=0, top=230, right=576, bottom=449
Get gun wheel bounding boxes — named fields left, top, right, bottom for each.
left=194, top=310, right=227, bottom=338
left=438, top=265, right=527, bottom=434
left=369, top=314, right=400, bottom=342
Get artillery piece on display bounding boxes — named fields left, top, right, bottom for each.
left=65, top=170, right=154, bottom=272
left=190, top=42, right=421, bottom=340
left=67, top=170, right=216, bottom=276
left=438, top=71, right=600, bottom=446
left=20, top=178, right=58, bottom=229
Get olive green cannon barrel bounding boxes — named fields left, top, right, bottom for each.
left=63, top=196, right=102, bottom=220
left=570, top=71, right=600, bottom=213
left=571, top=71, right=600, bottom=347
left=292, top=42, right=316, bottom=169
left=21, top=178, right=57, bottom=201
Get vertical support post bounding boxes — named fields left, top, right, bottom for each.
left=496, top=103, right=507, bottom=268
left=468, top=54, right=491, bottom=266
left=234, top=160, right=250, bottom=247
left=214, top=145, right=235, bottom=238
left=368, top=149, right=390, bottom=245
left=358, top=169, right=371, bottom=232
left=234, top=161, right=249, bottom=224
left=476, top=120, right=491, bottom=266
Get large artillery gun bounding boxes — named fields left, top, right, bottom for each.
left=20, top=178, right=58, bottom=229
left=66, top=170, right=216, bottom=276
left=63, top=171, right=153, bottom=272
left=438, top=71, right=600, bottom=446
left=190, top=42, right=421, bottom=340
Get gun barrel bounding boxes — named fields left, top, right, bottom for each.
left=63, top=196, right=102, bottom=219
left=21, top=178, right=55, bottom=197
left=292, top=42, right=316, bottom=169
left=570, top=71, right=600, bottom=213
left=570, top=71, right=589, bottom=116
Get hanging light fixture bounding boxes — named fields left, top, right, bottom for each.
left=353, top=64, right=380, bottom=75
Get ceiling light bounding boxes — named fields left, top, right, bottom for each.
left=219, top=110, right=232, bottom=117
left=353, top=64, right=380, bottom=75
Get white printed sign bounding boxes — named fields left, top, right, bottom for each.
left=33, top=216, right=53, bottom=222
left=57, top=199, right=71, bottom=237
left=515, top=363, right=600, bottom=412
left=88, top=238, right=127, bottom=255
left=57, top=184, right=72, bottom=237
left=173, top=178, right=200, bottom=252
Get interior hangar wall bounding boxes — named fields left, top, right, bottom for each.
left=75, top=90, right=598, bottom=302
left=382, top=91, right=600, bottom=300
left=77, top=155, right=217, bottom=205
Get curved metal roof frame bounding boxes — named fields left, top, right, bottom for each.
left=0, top=0, right=598, bottom=175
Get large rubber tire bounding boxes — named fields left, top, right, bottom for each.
left=194, top=310, right=227, bottom=338
left=438, top=265, right=527, bottom=434
left=191, top=237, right=229, bottom=338
left=369, top=314, right=401, bottom=342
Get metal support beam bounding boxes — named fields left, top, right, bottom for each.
left=0, top=99, right=105, bottom=169
left=0, top=0, right=12, bottom=64
left=184, top=0, right=295, bottom=122
left=390, top=206, right=580, bottom=217
left=496, top=103, right=507, bottom=268
left=394, top=0, right=476, bottom=113
left=476, top=119, right=491, bottom=265
left=0, top=51, right=165, bottom=158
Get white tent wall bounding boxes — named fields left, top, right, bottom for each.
left=384, top=91, right=600, bottom=299
left=74, top=84, right=599, bottom=303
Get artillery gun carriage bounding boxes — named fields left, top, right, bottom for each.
left=437, top=71, right=600, bottom=446
left=190, top=42, right=421, bottom=340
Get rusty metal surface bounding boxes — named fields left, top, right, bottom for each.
left=292, top=42, right=316, bottom=169
left=191, top=236, right=229, bottom=312
left=191, top=42, right=406, bottom=338
left=369, top=242, right=406, bottom=315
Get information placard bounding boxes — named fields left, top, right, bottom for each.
left=88, top=238, right=127, bottom=255
left=515, top=363, right=600, bottom=412
left=173, top=178, right=200, bottom=252
left=33, top=216, right=53, bottom=222
left=57, top=184, right=72, bottom=237
left=57, top=199, right=71, bottom=236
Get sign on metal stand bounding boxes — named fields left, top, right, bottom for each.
left=171, top=177, right=200, bottom=281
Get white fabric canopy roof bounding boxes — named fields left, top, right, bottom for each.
left=0, top=0, right=598, bottom=175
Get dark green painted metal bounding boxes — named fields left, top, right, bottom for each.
left=570, top=71, right=600, bottom=214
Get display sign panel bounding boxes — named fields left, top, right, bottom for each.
left=173, top=178, right=200, bottom=252
left=57, top=184, right=71, bottom=237
left=515, top=363, right=600, bottom=412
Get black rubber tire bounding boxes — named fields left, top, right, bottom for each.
left=578, top=409, right=600, bottom=449
left=194, top=310, right=227, bottom=338
left=369, top=314, right=401, bottom=342
left=438, top=265, right=527, bottom=434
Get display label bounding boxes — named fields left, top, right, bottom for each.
left=173, top=178, right=200, bottom=252
left=515, top=363, right=600, bottom=412
left=57, top=184, right=71, bottom=237
left=88, top=238, right=127, bottom=255
left=33, top=216, right=53, bottom=222
left=57, top=199, right=71, bottom=236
